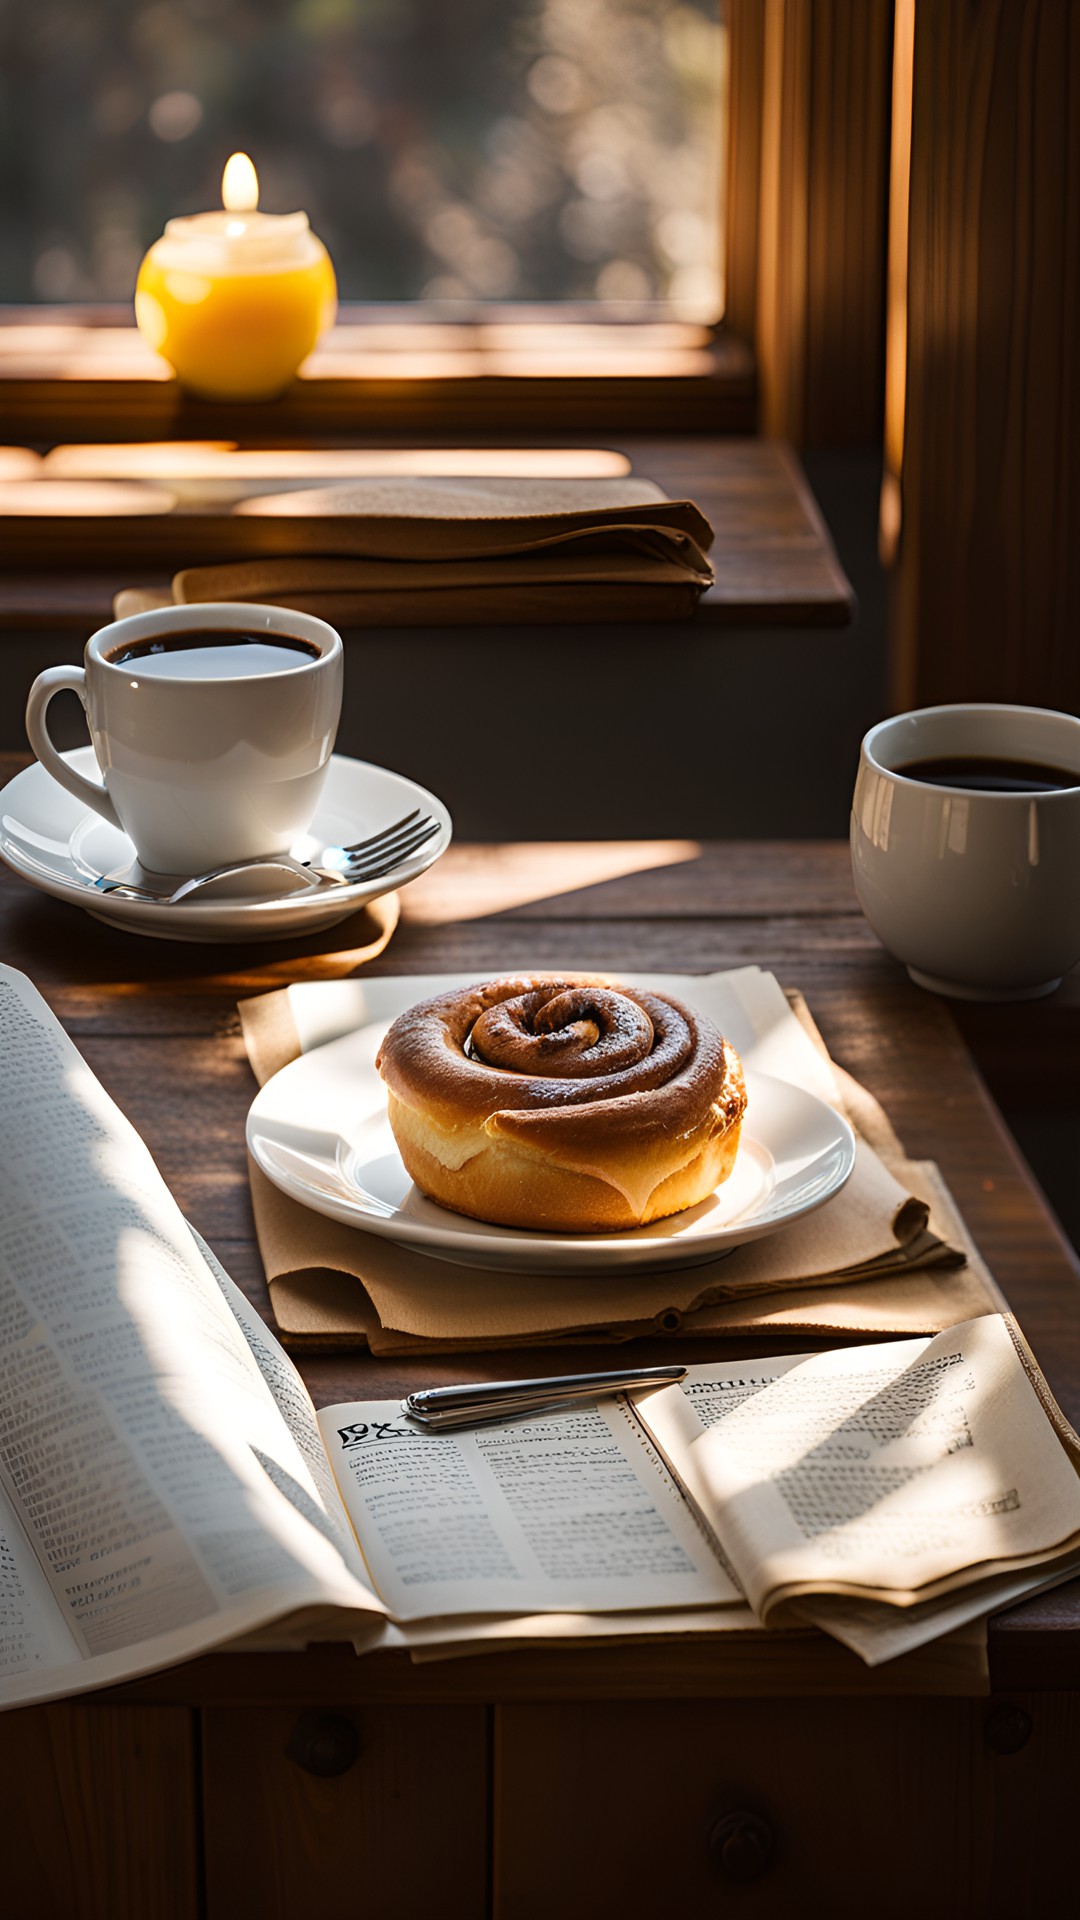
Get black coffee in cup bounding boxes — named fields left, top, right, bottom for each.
left=895, top=754, right=1079, bottom=794
left=105, top=630, right=321, bottom=678
left=853, top=703, right=1080, bottom=1000
left=27, top=603, right=344, bottom=874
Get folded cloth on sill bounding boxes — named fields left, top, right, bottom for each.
left=110, top=476, right=715, bottom=627
left=237, top=967, right=1005, bottom=1352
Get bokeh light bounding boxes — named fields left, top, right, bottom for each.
left=2, top=0, right=726, bottom=315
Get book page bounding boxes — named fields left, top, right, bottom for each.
left=402, top=1602, right=765, bottom=1659
left=317, top=1395, right=739, bottom=1619
left=190, top=1229, right=378, bottom=1602
left=0, top=1489, right=81, bottom=1679
left=0, top=967, right=380, bottom=1704
left=799, top=1550, right=1080, bottom=1665
left=636, top=1316, right=1080, bottom=1620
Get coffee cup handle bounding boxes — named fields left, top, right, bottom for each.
left=25, top=666, right=124, bottom=831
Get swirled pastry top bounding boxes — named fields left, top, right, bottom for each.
left=375, top=975, right=746, bottom=1161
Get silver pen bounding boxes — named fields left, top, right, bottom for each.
left=401, top=1363, right=687, bottom=1432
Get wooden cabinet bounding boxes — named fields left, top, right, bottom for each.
left=5, top=1686, right=1080, bottom=1917
left=494, top=1695, right=1080, bottom=1917
left=0, top=1702, right=197, bottom=1919
left=201, top=1704, right=487, bottom=1919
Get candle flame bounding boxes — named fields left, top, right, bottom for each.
left=222, top=152, right=259, bottom=213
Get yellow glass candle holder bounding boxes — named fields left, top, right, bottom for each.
left=135, top=154, right=337, bottom=402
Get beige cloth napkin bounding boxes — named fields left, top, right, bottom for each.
left=111, top=477, right=714, bottom=627
left=238, top=969, right=1004, bottom=1351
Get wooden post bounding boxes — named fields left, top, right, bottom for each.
left=886, top=0, right=1080, bottom=712
left=727, top=0, right=894, bottom=448
left=724, top=0, right=767, bottom=349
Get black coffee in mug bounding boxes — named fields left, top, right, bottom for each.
left=104, top=630, right=321, bottom=679
left=896, top=754, right=1080, bottom=794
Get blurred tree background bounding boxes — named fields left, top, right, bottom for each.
left=0, top=0, right=726, bottom=312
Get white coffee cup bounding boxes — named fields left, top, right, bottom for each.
left=851, top=703, right=1080, bottom=1000
left=25, top=602, right=343, bottom=875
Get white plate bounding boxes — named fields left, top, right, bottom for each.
left=247, top=1011, right=857, bottom=1273
left=0, top=749, right=452, bottom=942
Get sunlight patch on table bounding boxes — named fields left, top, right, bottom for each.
left=405, top=840, right=702, bottom=923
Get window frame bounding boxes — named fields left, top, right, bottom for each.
left=0, top=5, right=893, bottom=456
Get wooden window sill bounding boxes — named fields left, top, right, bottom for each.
left=0, top=305, right=755, bottom=440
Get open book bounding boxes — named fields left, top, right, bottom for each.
left=2, top=964, right=1079, bottom=1711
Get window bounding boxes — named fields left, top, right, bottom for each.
left=1, top=0, right=727, bottom=318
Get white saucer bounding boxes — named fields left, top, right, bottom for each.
left=247, top=1010, right=856, bottom=1274
left=0, top=749, right=452, bottom=942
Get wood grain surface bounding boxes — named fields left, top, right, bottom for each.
left=202, top=1704, right=487, bottom=1919
left=888, top=0, right=1080, bottom=712
left=747, top=0, right=892, bottom=448
left=1, top=755, right=1078, bottom=1695
left=493, top=1693, right=1080, bottom=1916
left=723, top=0, right=767, bottom=349
left=0, top=309, right=755, bottom=442
left=0, top=1703, right=197, bottom=1918
left=0, top=437, right=854, bottom=629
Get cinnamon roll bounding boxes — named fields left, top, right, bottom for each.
left=375, top=975, right=747, bottom=1232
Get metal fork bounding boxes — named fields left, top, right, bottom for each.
left=91, top=809, right=441, bottom=904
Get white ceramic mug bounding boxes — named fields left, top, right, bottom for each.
left=851, top=703, right=1080, bottom=999
left=26, top=602, right=343, bottom=875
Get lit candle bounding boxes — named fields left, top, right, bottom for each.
left=135, top=154, right=337, bottom=401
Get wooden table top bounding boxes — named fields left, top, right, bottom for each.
left=2, top=750, right=1078, bottom=1696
